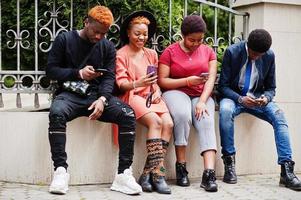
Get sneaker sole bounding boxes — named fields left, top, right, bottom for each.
left=49, top=187, right=68, bottom=194
left=110, top=184, right=142, bottom=195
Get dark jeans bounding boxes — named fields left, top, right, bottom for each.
left=219, top=98, right=292, bottom=164
left=48, top=91, right=136, bottom=173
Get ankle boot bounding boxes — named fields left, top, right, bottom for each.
left=151, top=172, right=171, bottom=194
left=280, top=161, right=301, bottom=191
left=140, top=139, right=164, bottom=192
left=138, top=173, right=152, bottom=192
left=176, top=162, right=190, bottom=186
left=222, top=155, right=237, bottom=184
left=200, top=169, right=218, bottom=192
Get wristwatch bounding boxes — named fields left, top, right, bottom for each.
left=99, top=96, right=108, bottom=107
left=238, top=96, right=243, bottom=104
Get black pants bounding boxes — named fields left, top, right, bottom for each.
left=48, top=91, right=136, bottom=174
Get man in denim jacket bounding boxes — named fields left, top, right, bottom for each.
left=218, top=29, right=301, bottom=191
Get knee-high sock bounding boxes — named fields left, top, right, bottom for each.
left=142, top=138, right=164, bottom=176
left=162, top=140, right=169, bottom=158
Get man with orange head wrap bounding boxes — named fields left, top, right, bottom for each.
left=46, top=5, right=142, bottom=195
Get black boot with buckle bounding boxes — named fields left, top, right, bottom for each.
left=280, top=161, right=301, bottom=191
left=222, top=155, right=237, bottom=184
left=176, top=162, right=190, bottom=186
left=200, top=169, right=218, bottom=192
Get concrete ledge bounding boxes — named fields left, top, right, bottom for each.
left=0, top=104, right=300, bottom=184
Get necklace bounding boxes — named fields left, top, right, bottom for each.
left=186, top=53, right=193, bottom=61
left=180, top=41, right=193, bottom=61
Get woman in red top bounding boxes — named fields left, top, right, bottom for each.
left=115, top=11, right=172, bottom=194
left=158, top=15, right=218, bottom=192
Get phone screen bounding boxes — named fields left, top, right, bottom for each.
left=95, top=68, right=109, bottom=73
left=146, top=65, right=157, bottom=76
left=200, top=72, right=209, bottom=77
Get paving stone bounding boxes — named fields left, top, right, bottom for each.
left=0, top=174, right=300, bottom=200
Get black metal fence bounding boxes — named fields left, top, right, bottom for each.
left=0, top=0, right=248, bottom=108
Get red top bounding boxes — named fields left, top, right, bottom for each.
left=159, top=42, right=216, bottom=96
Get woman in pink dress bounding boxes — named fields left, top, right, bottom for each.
left=158, top=15, right=218, bottom=192
left=115, top=11, right=172, bottom=194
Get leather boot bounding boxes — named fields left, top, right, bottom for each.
left=176, top=162, right=190, bottom=186
left=222, top=155, right=237, bottom=184
left=140, top=139, right=164, bottom=192
left=280, top=161, right=301, bottom=191
left=151, top=173, right=171, bottom=194
left=200, top=169, right=218, bottom=192
left=138, top=173, right=152, bottom=192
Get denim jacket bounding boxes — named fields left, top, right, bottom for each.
left=218, top=41, right=276, bottom=103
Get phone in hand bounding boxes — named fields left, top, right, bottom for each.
left=146, top=65, right=157, bottom=76
left=200, top=72, right=209, bottom=78
left=94, top=68, right=109, bottom=73
left=255, top=94, right=265, bottom=101
left=247, top=93, right=256, bottom=99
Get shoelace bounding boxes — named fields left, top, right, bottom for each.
left=208, top=171, right=216, bottom=183
left=285, top=164, right=297, bottom=179
left=178, top=164, right=188, bottom=176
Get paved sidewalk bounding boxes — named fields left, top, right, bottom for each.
left=0, top=174, right=300, bottom=200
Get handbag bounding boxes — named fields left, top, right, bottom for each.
left=62, top=80, right=90, bottom=96
left=62, top=44, right=96, bottom=96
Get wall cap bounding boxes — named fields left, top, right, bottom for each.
left=233, top=0, right=301, bottom=8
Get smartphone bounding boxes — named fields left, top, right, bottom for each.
left=200, top=72, right=209, bottom=78
left=94, top=68, right=109, bottom=73
left=146, top=65, right=157, bottom=76
left=247, top=93, right=256, bottom=99
left=255, top=94, right=265, bottom=101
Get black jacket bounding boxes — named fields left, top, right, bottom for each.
left=46, top=30, right=116, bottom=100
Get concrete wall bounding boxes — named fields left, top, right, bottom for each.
left=1, top=0, right=300, bottom=185
left=0, top=110, right=300, bottom=185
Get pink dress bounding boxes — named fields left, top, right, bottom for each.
left=115, top=45, right=169, bottom=119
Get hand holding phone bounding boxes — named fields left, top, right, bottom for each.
left=200, top=72, right=209, bottom=78
left=255, top=94, right=268, bottom=107
left=94, top=68, right=109, bottom=73
left=146, top=65, right=157, bottom=77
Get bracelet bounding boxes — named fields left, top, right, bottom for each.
left=186, top=78, right=191, bottom=87
left=133, top=80, right=136, bottom=89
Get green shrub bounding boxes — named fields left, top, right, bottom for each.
left=1, top=0, right=231, bottom=71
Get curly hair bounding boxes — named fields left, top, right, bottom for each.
left=247, top=29, right=272, bottom=53
left=181, top=15, right=207, bottom=36
left=129, top=16, right=150, bottom=28
left=88, top=5, right=114, bottom=27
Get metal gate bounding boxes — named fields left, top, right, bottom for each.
left=0, top=0, right=248, bottom=108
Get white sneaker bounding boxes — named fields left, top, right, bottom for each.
left=110, top=167, right=142, bottom=195
left=49, top=167, right=70, bottom=194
